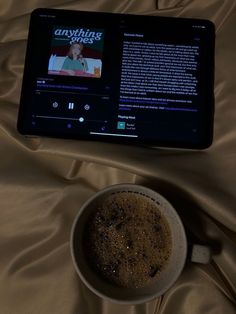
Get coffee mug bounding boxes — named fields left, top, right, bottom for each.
left=70, top=184, right=211, bottom=304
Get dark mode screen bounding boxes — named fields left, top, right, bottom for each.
left=19, top=9, right=214, bottom=147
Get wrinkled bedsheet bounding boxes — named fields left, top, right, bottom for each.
left=0, top=0, right=235, bottom=313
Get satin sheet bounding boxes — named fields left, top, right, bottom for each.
left=0, top=0, right=235, bottom=313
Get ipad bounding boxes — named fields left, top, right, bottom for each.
left=17, top=8, right=215, bottom=149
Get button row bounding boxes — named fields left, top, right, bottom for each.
left=52, top=102, right=90, bottom=111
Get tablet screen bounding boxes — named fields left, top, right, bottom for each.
left=17, top=8, right=215, bottom=149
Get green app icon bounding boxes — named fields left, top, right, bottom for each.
left=117, top=121, right=126, bottom=130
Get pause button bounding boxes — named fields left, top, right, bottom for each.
left=68, top=102, right=74, bottom=109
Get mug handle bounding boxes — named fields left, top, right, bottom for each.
left=189, top=244, right=212, bottom=264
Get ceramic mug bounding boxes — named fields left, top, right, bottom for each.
left=70, top=184, right=211, bottom=304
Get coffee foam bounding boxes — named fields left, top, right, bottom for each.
left=83, top=191, right=172, bottom=288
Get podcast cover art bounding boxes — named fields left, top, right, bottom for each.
left=48, top=26, right=104, bottom=78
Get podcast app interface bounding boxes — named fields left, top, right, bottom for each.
left=30, top=12, right=206, bottom=142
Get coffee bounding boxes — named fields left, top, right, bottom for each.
left=83, top=191, right=172, bottom=288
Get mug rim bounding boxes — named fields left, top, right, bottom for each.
left=70, top=184, right=187, bottom=304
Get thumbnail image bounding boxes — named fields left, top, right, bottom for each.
left=48, top=26, right=104, bottom=78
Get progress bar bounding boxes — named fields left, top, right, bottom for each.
left=90, top=132, right=138, bottom=138
left=35, top=115, right=103, bottom=123
left=35, top=115, right=81, bottom=121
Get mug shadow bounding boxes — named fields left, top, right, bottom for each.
left=73, top=278, right=154, bottom=314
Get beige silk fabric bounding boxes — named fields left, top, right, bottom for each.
left=0, top=0, right=236, bottom=313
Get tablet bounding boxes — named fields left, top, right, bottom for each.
left=17, top=8, right=215, bottom=149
